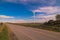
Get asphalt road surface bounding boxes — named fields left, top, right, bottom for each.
left=7, top=24, right=60, bottom=40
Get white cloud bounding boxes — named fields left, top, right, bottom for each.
left=31, top=14, right=56, bottom=23
left=0, top=19, right=27, bottom=23
left=0, top=15, right=27, bottom=23
left=0, top=15, right=14, bottom=18
left=5, top=0, right=17, bottom=3
left=4, top=0, right=56, bottom=5
left=32, top=6, right=60, bottom=23
left=32, top=6, right=60, bottom=14
left=13, top=20, right=27, bottom=23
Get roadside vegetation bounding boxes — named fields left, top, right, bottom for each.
left=12, top=23, right=60, bottom=32
left=11, top=14, right=60, bottom=32
left=0, top=23, right=9, bottom=40
left=0, top=23, right=3, bottom=31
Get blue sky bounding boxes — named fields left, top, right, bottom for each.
left=0, top=2, right=33, bottom=18
left=0, top=0, right=60, bottom=23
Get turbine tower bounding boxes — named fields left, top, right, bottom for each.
left=33, top=12, right=36, bottom=24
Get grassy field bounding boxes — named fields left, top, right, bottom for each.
left=11, top=23, right=60, bottom=32
left=0, top=24, right=9, bottom=40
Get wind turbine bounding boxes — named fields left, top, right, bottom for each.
left=33, top=12, right=36, bottom=24
left=33, top=9, right=40, bottom=24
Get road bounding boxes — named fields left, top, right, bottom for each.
left=7, top=24, right=60, bottom=40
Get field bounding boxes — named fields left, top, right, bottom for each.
left=11, top=23, right=60, bottom=32
left=0, top=23, right=9, bottom=40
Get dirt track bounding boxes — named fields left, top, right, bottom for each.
left=7, top=24, right=60, bottom=40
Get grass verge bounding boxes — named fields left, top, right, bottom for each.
left=0, top=25, right=9, bottom=40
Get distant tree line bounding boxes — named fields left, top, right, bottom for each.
left=43, top=14, right=60, bottom=32
left=44, top=14, right=60, bottom=26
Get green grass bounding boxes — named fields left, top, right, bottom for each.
left=0, top=25, right=9, bottom=40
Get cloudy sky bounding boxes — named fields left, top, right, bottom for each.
left=0, top=0, right=60, bottom=23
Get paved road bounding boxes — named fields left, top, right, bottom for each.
left=7, top=24, right=60, bottom=40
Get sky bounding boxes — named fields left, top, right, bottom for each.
left=0, top=0, right=60, bottom=23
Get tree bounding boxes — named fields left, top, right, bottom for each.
left=56, top=14, right=60, bottom=21
left=56, top=14, right=60, bottom=24
left=48, top=20, right=54, bottom=24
